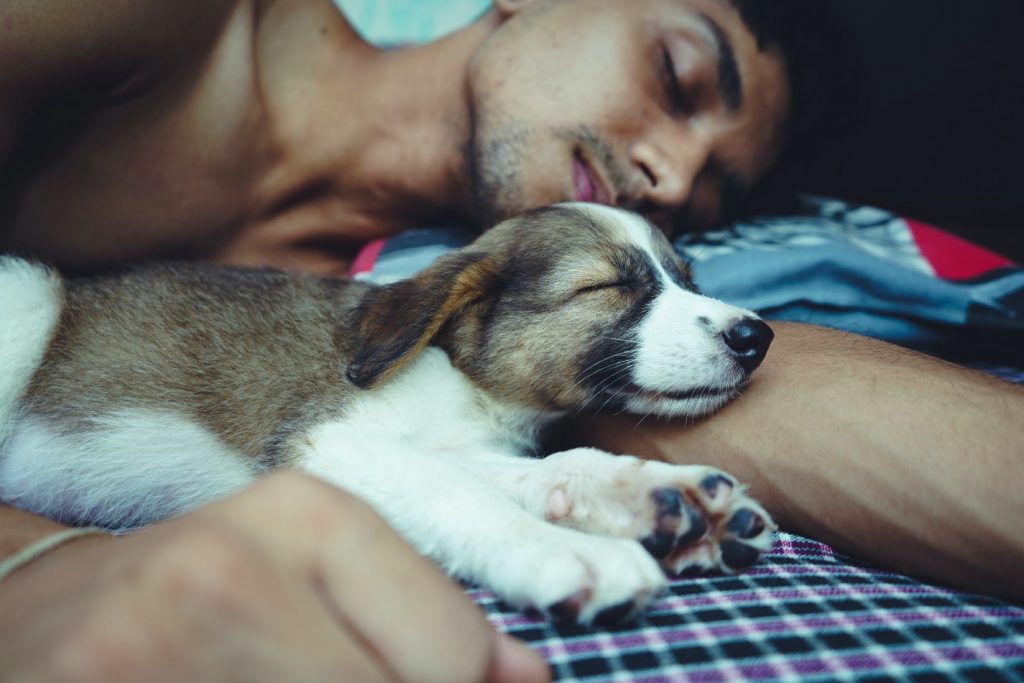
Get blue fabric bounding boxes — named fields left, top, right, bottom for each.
left=337, top=0, right=488, bottom=45
left=689, top=245, right=1024, bottom=348
left=675, top=197, right=1024, bottom=359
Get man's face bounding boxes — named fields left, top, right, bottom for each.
left=464, top=0, right=789, bottom=231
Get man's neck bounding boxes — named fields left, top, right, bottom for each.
left=254, top=1, right=498, bottom=236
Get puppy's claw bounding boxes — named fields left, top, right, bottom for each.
left=546, top=589, right=590, bottom=623
left=593, top=600, right=637, bottom=627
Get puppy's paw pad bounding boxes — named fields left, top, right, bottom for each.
left=699, top=473, right=736, bottom=506
left=639, top=488, right=708, bottom=559
left=719, top=539, right=763, bottom=571
left=725, top=507, right=766, bottom=540
left=635, top=467, right=774, bottom=576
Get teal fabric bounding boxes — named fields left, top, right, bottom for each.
left=336, top=0, right=489, bottom=45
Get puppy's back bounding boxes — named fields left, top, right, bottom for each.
left=26, top=264, right=370, bottom=463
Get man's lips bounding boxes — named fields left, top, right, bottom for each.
left=573, top=153, right=613, bottom=205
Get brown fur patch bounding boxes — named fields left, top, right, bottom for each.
left=346, top=253, right=502, bottom=388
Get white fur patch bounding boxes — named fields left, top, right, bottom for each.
left=569, top=203, right=763, bottom=416
left=0, top=410, right=256, bottom=530
left=630, top=285, right=755, bottom=416
left=635, top=286, right=752, bottom=388
left=0, top=258, right=62, bottom=447
left=298, top=349, right=667, bottom=619
left=299, top=348, right=554, bottom=561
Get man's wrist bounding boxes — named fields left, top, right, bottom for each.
left=0, top=503, right=69, bottom=561
left=0, top=527, right=112, bottom=582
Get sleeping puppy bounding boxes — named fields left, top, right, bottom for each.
left=0, top=203, right=775, bottom=625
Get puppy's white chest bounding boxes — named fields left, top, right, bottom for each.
left=311, top=348, right=529, bottom=461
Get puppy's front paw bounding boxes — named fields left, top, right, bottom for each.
left=501, top=532, right=667, bottom=627
left=638, top=469, right=775, bottom=576
left=538, top=450, right=775, bottom=576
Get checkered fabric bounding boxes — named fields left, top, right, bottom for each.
left=470, top=532, right=1024, bottom=682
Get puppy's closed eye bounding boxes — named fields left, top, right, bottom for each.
left=575, top=280, right=639, bottom=296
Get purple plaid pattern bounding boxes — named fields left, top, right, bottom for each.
left=470, top=533, right=1024, bottom=681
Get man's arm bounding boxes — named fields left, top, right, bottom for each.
left=577, top=322, right=1024, bottom=601
left=0, top=0, right=235, bottom=163
left=0, top=474, right=549, bottom=682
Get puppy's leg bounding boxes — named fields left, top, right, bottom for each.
left=298, top=427, right=666, bottom=625
left=461, top=448, right=776, bottom=576
left=1, top=409, right=257, bottom=529
left=0, top=258, right=62, bottom=448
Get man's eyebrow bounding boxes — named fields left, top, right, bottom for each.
left=698, top=13, right=743, bottom=112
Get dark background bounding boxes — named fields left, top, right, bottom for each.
left=770, top=0, right=1024, bottom=261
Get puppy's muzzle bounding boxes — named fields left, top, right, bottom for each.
left=721, top=318, right=774, bottom=374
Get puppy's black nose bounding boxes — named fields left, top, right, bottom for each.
left=722, top=318, right=774, bottom=374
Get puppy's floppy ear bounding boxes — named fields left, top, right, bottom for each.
left=346, top=252, right=499, bottom=389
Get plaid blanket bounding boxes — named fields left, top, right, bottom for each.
left=477, top=532, right=1024, bottom=682
left=353, top=198, right=1024, bottom=681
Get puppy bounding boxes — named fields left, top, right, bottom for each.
left=0, top=204, right=775, bottom=625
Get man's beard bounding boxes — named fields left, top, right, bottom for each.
left=464, top=109, right=638, bottom=229
left=463, top=102, right=532, bottom=229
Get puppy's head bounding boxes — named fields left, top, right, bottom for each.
left=348, top=203, right=772, bottom=418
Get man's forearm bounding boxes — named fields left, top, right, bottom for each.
left=579, top=322, right=1024, bottom=601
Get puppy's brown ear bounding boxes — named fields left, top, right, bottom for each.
left=346, top=253, right=498, bottom=389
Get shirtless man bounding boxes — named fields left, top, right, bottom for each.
left=1, top=1, right=1021, bottom=680
left=0, top=0, right=784, bottom=274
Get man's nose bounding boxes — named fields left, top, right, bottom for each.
left=629, top=137, right=707, bottom=211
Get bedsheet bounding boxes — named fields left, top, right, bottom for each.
left=353, top=198, right=1024, bottom=681
left=475, top=531, right=1024, bottom=682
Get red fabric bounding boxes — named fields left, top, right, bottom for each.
left=349, top=238, right=387, bottom=277
left=906, top=219, right=1015, bottom=281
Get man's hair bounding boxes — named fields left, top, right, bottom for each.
left=729, top=0, right=859, bottom=177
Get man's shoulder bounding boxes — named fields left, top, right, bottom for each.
left=0, top=0, right=243, bottom=99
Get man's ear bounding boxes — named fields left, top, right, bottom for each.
left=492, top=0, right=541, bottom=19
left=345, top=252, right=499, bottom=389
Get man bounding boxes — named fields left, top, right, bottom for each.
left=0, top=0, right=788, bottom=274
left=1, top=0, right=1021, bottom=680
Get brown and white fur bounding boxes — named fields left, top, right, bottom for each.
left=0, top=204, right=776, bottom=625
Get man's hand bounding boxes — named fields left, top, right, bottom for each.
left=0, top=472, right=550, bottom=683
